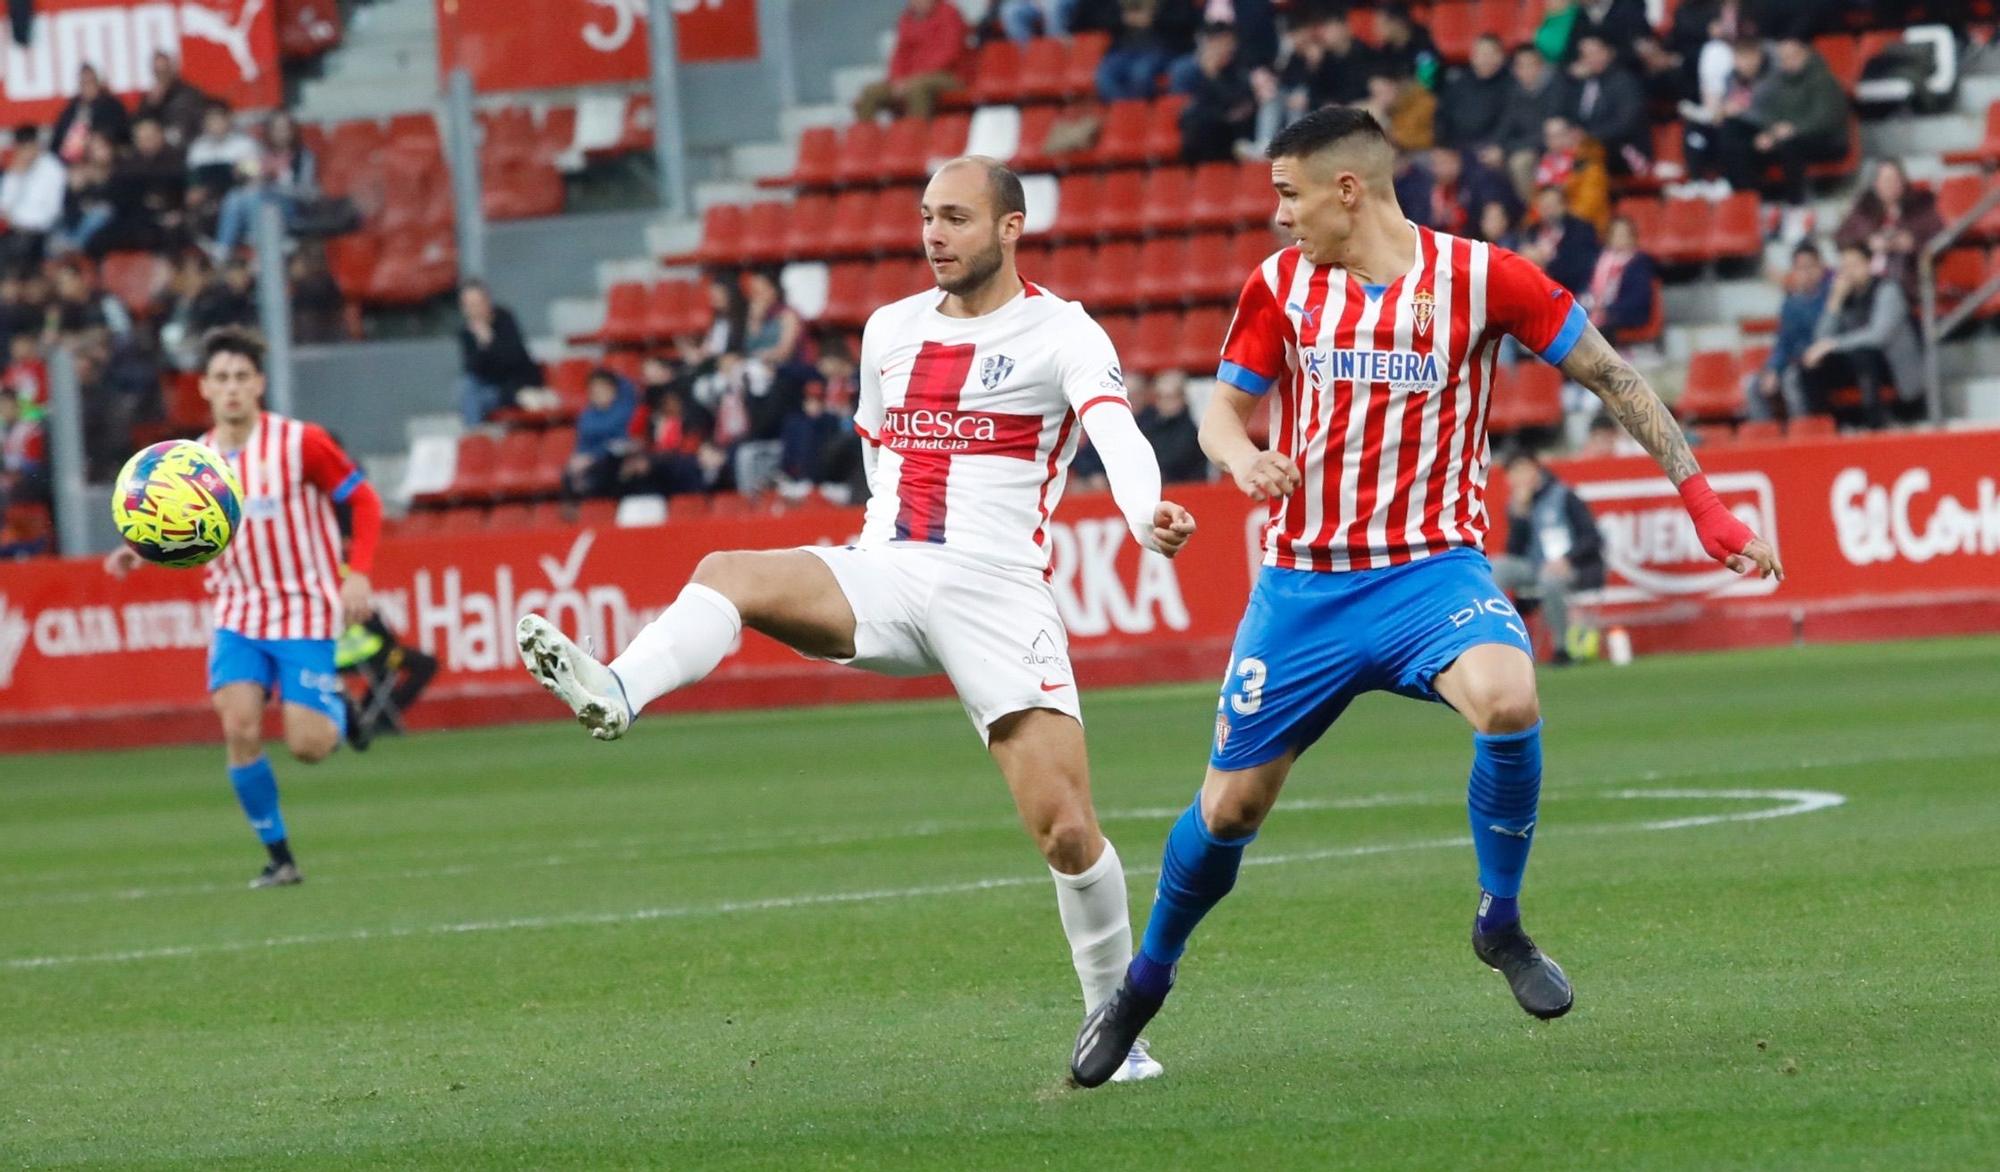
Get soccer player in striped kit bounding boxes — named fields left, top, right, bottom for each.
left=105, top=327, right=383, bottom=888
left=1071, top=108, right=1784, bottom=1085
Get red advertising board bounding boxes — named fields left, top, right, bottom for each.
left=3, top=429, right=1997, bottom=751
left=437, top=0, right=761, bottom=94
left=0, top=0, right=279, bottom=123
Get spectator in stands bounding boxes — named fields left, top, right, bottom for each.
left=1373, top=5, right=1439, bottom=87
left=1576, top=411, right=1623, bottom=457
left=1362, top=70, right=1435, bottom=154
left=1568, top=34, right=1648, bottom=175
left=1533, top=0, right=1584, bottom=67
left=1495, top=46, right=1575, bottom=203
left=1522, top=185, right=1602, bottom=294
left=1833, top=159, right=1944, bottom=306
left=1584, top=215, right=1658, bottom=345
left=566, top=367, right=639, bottom=498
left=1682, top=35, right=1766, bottom=187
left=622, top=356, right=710, bottom=498
left=1271, top=10, right=1367, bottom=131
left=1535, top=116, right=1609, bottom=231
left=103, top=115, right=186, bottom=254
left=136, top=51, right=213, bottom=148
left=1166, top=0, right=1277, bottom=87
left=0, top=127, right=67, bottom=269
left=45, top=262, right=130, bottom=341
left=185, top=103, right=258, bottom=248
left=289, top=247, right=347, bottom=344
left=0, top=275, right=37, bottom=344
left=1566, top=0, right=1651, bottom=68
left=1139, top=369, right=1206, bottom=484
left=995, top=0, right=1070, bottom=42
left=1631, top=33, right=1694, bottom=109
left=456, top=280, right=543, bottom=426
left=1744, top=240, right=1827, bottom=421
left=51, top=132, right=117, bottom=256
left=1398, top=147, right=1516, bottom=236
left=680, top=273, right=748, bottom=364
left=1311, top=11, right=1377, bottom=107
left=51, top=65, right=129, bottom=164
left=1801, top=241, right=1924, bottom=429
left=1437, top=36, right=1514, bottom=158
left=1177, top=23, right=1258, bottom=164
left=1477, top=200, right=1520, bottom=246
left=776, top=382, right=847, bottom=499
left=854, top=0, right=971, bottom=121
left=1096, top=0, right=1173, bottom=101
left=1720, top=36, right=1849, bottom=239
left=742, top=269, right=810, bottom=374
left=217, top=111, right=320, bottom=254
left=1495, top=449, right=1604, bottom=666
left=0, top=385, right=48, bottom=516
left=187, top=257, right=258, bottom=335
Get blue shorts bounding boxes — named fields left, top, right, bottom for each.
left=1211, top=548, right=1531, bottom=771
left=208, top=629, right=347, bottom=732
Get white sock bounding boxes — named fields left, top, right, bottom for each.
left=1050, top=837, right=1133, bottom=1014
left=608, top=583, right=742, bottom=713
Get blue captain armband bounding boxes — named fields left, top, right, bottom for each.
left=1537, top=303, right=1589, bottom=366
left=1216, top=361, right=1275, bottom=396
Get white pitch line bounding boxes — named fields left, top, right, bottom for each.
left=0, top=788, right=1842, bottom=972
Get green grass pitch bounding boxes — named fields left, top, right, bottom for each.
left=5, top=636, right=1998, bottom=1169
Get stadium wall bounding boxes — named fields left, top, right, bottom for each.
left=2, top=428, right=1996, bottom=753
left=293, top=340, right=461, bottom=456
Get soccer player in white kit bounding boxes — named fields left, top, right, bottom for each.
left=517, top=157, right=1197, bottom=1082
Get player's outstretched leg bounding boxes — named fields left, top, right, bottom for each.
left=213, top=682, right=301, bottom=888
left=1438, top=646, right=1573, bottom=1020
left=1071, top=761, right=1283, bottom=1087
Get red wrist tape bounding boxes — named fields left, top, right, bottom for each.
left=1677, top=473, right=1754, bottom=562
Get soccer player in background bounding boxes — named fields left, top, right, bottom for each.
left=104, top=327, right=382, bottom=888
left=518, top=157, right=1197, bottom=1082
left=1070, top=108, right=1783, bottom=1086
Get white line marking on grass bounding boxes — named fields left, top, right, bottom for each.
left=1, top=788, right=1842, bottom=972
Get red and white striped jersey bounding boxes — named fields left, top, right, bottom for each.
left=200, top=413, right=365, bottom=641
left=1218, top=226, right=1586, bottom=572
left=855, top=281, right=1131, bottom=574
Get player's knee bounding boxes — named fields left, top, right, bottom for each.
left=1034, top=815, right=1100, bottom=873
left=287, top=728, right=337, bottom=764
left=691, top=551, right=758, bottom=610
left=1472, top=687, right=1541, bottom=735
left=1203, top=790, right=1273, bottom=839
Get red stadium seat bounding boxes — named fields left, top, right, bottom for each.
left=1935, top=174, right=2000, bottom=242
left=1130, top=311, right=1181, bottom=375
left=439, top=505, right=489, bottom=534
left=1943, top=102, right=2000, bottom=167
left=365, top=226, right=456, bottom=305
left=1094, top=100, right=1151, bottom=166
left=1097, top=312, right=1139, bottom=364
left=1045, top=244, right=1096, bottom=304
left=1184, top=233, right=1236, bottom=302
left=1613, top=196, right=1663, bottom=247
left=1655, top=197, right=1713, bottom=266
left=1679, top=351, right=1745, bottom=422
left=1135, top=236, right=1191, bottom=306
left=740, top=200, right=791, bottom=266
left=1710, top=192, right=1763, bottom=261
left=925, top=113, right=970, bottom=170
left=1231, top=229, right=1276, bottom=279
left=1019, top=37, right=1069, bottom=102
left=445, top=434, right=499, bottom=502
left=482, top=154, right=565, bottom=220
left=645, top=280, right=700, bottom=342
left=488, top=502, right=534, bottom=531
left=869, top=187, right=921, bottom=254
left=548, top=359, right=593, bottom=418
left=1620, top=278, right=1665, bottom=346
left=1063, top=33, right=1110, bottom=98
left=99, top=252, right=170, bottom=317
left=822, top=261, right=874, bottom=327
left=532, top=427, right=576, bottom=495
left=1176, top=307, right=1229, bottom=374
left=489, top=431, right=543, bottom=499
left=1508, top=362, right=1565, bottom=432
left=969, top=40, right=1023, bottom=106
left=786, top=192, right=839, bottom=260
left=1473, top=0, right=1517, bottom=44
left=825, top=189, right=879, bottom=257
left=1051, top=172, right=1105, bottom=241
left=1142, top=95, right=1188, bottom=164
left=539, top=106, right=578, bottom=161
left=761, top=125, right=839, bottom=189
left=1787, top=414, right=1836, bottom=440
left=1089, top=241, right=1144, bottom=310
left=576, top=499, right=618, bottom=529
left=1735, top=419, right=1783, bottom=445
left=1814, top=35, right=1863, bottom=92
left=878, top=117, right=931, bottom=182
left=1140, top=167, right=1194, bottom=235
left=598, top=281, right=650, bottom=345
left=1430, top=1, right=1477, bottom=63
left=1098, top=170, right=1147, bottom=237
left=835, top=120, right=886, bottom=188
left=1234, top=159, right=1274, bottom=225
left=694, top=204, right=746, bottom=267
left=1012, top=104, right=1064, bottom=172
left=1188, top=162, right=1240, bottom=228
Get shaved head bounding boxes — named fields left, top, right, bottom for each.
left=933, top=155, right=1027, bottom=221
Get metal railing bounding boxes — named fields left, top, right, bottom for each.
left=1917, top=175, right=2000, bottom=421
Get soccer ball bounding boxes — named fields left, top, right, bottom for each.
left=113, top=440, right=243, bottom=568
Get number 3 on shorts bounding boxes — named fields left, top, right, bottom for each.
left=1227, top=656, right=1268, bottom=715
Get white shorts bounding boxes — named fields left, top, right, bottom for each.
left=799, top=542, right=1082, bottom=740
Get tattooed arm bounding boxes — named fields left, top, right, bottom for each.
left=1557, top=322, right=1700, bottom=484
left=1556, top=322, right=1786, bottom=579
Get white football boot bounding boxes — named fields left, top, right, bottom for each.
left=1107, top=1038, right=1163, bottom=1084
left=516, top=614, right=633, bottom=741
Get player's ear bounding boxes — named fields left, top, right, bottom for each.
left=1000, top=210, right=1025, bottom=245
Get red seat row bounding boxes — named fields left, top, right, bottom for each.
left=1094, top=307, right=1233, bottom=376
left=412, top=428, right=579, bottom=506
left=1050, top=162, right=1274, bottom=239
left=1019, top=232, right=1276, bottom=311
left=947, top=31, right=1109, bottom=109
left=1679, top=346, right=1779, bottom=423
left=580, top=279, right=711, bottom=346
left=1485, top=362, right=1567, bottom=436
left=1617, top=192, right=1764, bottom=267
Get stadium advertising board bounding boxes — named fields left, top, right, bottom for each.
left=0, top=0, right=279, bottom=122
left=436, top=0, right=760, bottom=93
left=3, top=429, right=1996, bottom=749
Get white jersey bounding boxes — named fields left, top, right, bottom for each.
left=855, top=281, right=1130, bottom=575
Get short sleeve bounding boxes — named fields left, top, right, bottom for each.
left=855, top=310, right=884, bottom=442
left=1217, top=267, right=1290, bottom=395
left=1054, top=306, right=1132, bottom=420
left=298, top=423, right=364, bottom=502
left=1487, top=245, right=1589, bottom=365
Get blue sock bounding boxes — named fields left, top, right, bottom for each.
left=227, top=755, right=287, bottom=845
left=1468, top=721, right=1542, bottom=933
left=1131, top=799, right=1256, bottom=1000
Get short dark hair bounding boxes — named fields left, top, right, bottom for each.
left=11, top=125, right=36, bottom=147
left=1792, top=241, right=1824, bottom=263
left=1838, top=240, right=1870, bottom=261
left=1266, top=105, right=1390, bottom=162
left=201, top=326, right=265, bottom=374
left=960, top=156, right=1027, bottom=220
left=587, top=366, right=619, bottom=388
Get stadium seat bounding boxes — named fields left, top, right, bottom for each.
left=99, top=252, right=170, bottom=318
left=1679, top=351, right=1745, bottom=421
left=1188, top=162, right=1240, bottom=228
left=969, top=40, right=1023, bottom=106
left=1613, top=196, right=1664, bottom=246
left=1099, top=170, right=1147, bottom=237
left=1094, top=100, right=1151, bottom=166
left=1051, top=172, right=1104, bottom=241
left=1943, top=102, right=2000, bottom=167
left=1508, top=362, right=1565, bottom=432
left=1045, top=244, right=1095, bottom=304
left=1739, top=315, right=1778, bottom=336
left=540, top=105, right=579, bottom=166
left=532, top=427, right=576, bottom=496
left=1473, top=0, right=1517, bottom=45
left=824, top=189, right=878, bottom=257
left=1620, top=278, right=1665, bottom=346
left=834, top=119, right=887, bottom=188
left=1184, top=233, right=1237, bottom=302
left=1062, top=32, right=1111, bottom=99
left=925, top=113, right=971, bottom=171
left=739, top=200, right=791, bottom=267
left=1231, top=229, right=1275, bottom=279
left=439, top=505, right=489, bottom=534
left=548, top=359, right=593, bottom=418
left=1130, top=311, right=1181, bottom=375
left=1012, top=104, right=1065, bottom=172
left=1655, top=197, right=1714, bottom=266
left=1934, top=174, right=2000, bottom=242
left=1019, top=37, right=1069, bottom=102
left=366, top=227, right=456, bottom=305
left=487, top=502, right=534, bottom=531
left=645, top=280, right=700, bottom=342
left=786, top=192, right=839, bottom=260
left=1234, top=159, right=1274, bottom=224
left=1736, top=419, right=1783, bottom=445
left=822, top=261, right=874, bottom=327
left=598, top=281, right=650, bottom=345
left=870, top=188, right=921, bottom=254
left=1143, top=95, right=1188, bottom=164
left=1431, top=2, right=1477, bottom=63
left=1710, top=193, right=1763, bottom=262
left=442, top=434, right=499, bottom=503
left=694, top=204, right=747, bottom=267
left=1097, top=312, right=1139, bottom=363
left=878, top=117, right=931, bottom=183
left=761, top=125, right=839, bottom=189
left=1177, top=307, right=1229, bottom=374
left=489, top=431, right=543, bottom=499
left=1090, top=241, right=1144, bottom=310
left=1135, top=236, right=1191, bottom=306
left=1815, top=35, right=1863, bottom=92
left=575, top=499, right=618, bottom=529
left=482, top=153, right=565, bottom=220
left=1787, top=414, right=1837, bottom=440
left=1140, top=167, right=1194, bottom=235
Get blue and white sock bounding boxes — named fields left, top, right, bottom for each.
left=1468, top=721, right=1543, bottom=933
left=227, top=754, right=287, bottom=845
left=1130, top=799, right=1256, bottom=1001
